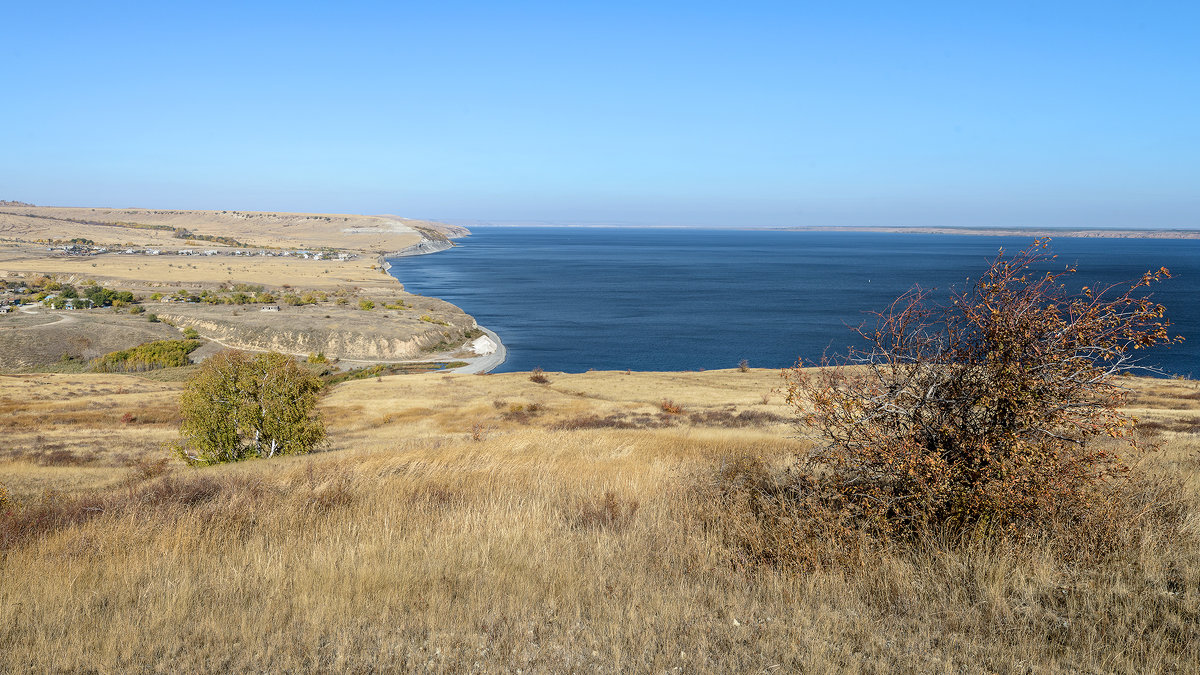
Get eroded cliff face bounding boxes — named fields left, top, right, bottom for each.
left=155, top=302, right=478, bottom=361
left=390, top=239, right=454, bottom=258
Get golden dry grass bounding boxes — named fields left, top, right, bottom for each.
left=0, top=246, right=399, bottom=292
left=0, top=373, right=181, bottom=501
left=0, top=371, right=1198, bottom=672
left=0, top=205, right=464, bottom=299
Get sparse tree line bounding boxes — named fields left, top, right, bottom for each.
left=1, top=277, right=137, bottom=308
left=2, top=276, right=429, bottom=319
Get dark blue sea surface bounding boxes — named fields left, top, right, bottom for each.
left=388, top=228, right=1199, bottom=376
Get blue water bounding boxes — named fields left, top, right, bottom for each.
left=388, top=228, right=1200, bottom=376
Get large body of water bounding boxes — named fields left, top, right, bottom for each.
left=388, top=228, right=1199, bottom=376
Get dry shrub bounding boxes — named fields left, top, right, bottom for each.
left=552, top=414, right=642, bottom=431
left=660, top=399, right=685, bottom=415
left=37, top=449, right=89, bottom=466
left=1038, top=472, right=1192, bottom=563
left=687, top=409, right=786, bottom=428
left=125, top=455, right=172, bottom=483
left=129, top=407, right=181, bottom=425
left=501, top=402, right=543, bottom=423
left=784, top=239, right=1180, bottom=537
left=0, top=473, right=295, bottom=554
left=470, top=421, right=489, bottom=442
left=701, top=456, right=872, bottom=570
left=406, top=482, right=464, bottom=510
left=569, top=490, right=639, bottom=532
left=0, top=490, right=106, bottom=553
left=703, top=240, right=1191, bottom=572
left=703, top=455, right=1195, bottom=572
left=129, top=475, right=226, bottom=510
left=551, top=412, right=674, bottom=431
left=738, top=359, right=750, bottom=373
left=529, top=367, right=550, bottom=384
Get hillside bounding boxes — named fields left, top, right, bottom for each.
left=0, top=368, right=1197, bottom=671
left=0, top=206, right=466, bottom=252
left=0, top=206, right=491, bottom=371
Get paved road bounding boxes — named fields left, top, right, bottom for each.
left=451, top=327, right=507, bottom=374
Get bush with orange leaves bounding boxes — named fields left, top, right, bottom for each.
left=784, top=239, right=1180, bottom=537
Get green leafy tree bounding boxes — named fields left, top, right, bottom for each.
left=178, top=351, right=325, bottom=465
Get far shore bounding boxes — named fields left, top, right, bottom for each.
left=461, top=222, right=1200, bottom=239
left=763, top=226, right=1200, bottom=239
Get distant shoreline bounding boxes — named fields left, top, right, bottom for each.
left=461, top=223, right=1200, bottom=239
left=763, top=226, right=1200, bottom=239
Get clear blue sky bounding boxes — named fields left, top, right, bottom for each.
left=3, top=1, right=1197, bottom=228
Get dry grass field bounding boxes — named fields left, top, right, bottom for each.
left=0, top=245, right=399, bottom=292
left=0, top=205, right=463, bottom=292
left=0, top=206, right=464, bottom=252
left=1, top=368, right=1198, bottom=672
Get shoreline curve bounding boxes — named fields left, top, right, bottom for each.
left=452, top=326, right=507, bottom=374
left=383, top=233, right=508, bottom=374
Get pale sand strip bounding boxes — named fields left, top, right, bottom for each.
left=451, top=327, right=507, bottom=374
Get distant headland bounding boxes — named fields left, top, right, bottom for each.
left=0, top=204, right=500, bottom=373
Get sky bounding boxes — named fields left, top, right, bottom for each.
left=2, top=1, right=1198, bottom=228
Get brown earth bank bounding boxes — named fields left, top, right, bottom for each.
left=0, top=368, right=1197, bottom=672
left=152, top=297, right=477, bottom=362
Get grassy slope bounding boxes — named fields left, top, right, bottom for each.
left=0, top=369, right=1198, bottom=672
